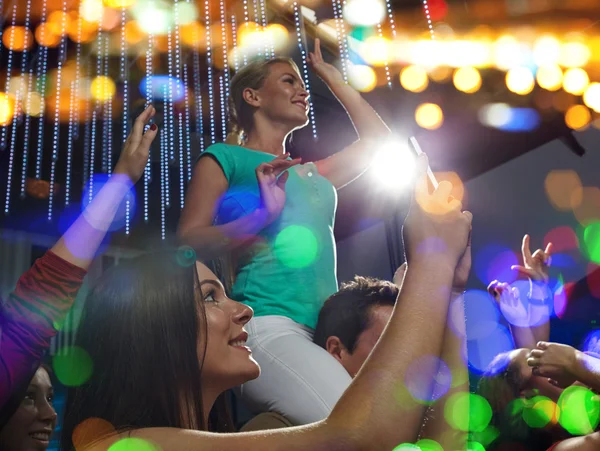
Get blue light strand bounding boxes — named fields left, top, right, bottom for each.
left=163, top=90, right=171, bottom=208
left=293, top=2, right=317, bottom=139
left=252, top=0, right=262, bottom=58
left=73, top=13, right=83, bottom=140
left=18, top=0, right=34, bottom=198
left=160, top=128, right=166, bottom=240
left=220, top=0, right=230, bottom=102
left=231, top=14, right=239, bottom=72
left=48, top=0, right=68, bottom=221
left=0, top=1, right=18, bottom=150
left=377, top=22, right=392, bottom=88
left=205, top=0, right=216, bottom=144
left=384, top=0, right=397, bottom=39
left=183, top=63, right=192, bottom=181
left=144, top=33, right=153, bottom=223
left=173, top=0, right=184, bottom=172
left=65, top=82, right=75, bottom=207
left=178, top=112, right=185, bottom=209
left=242, top=0, right=249, bottom=66
left=167, top=27, right=175, bottom=162
left=258, top=0, right=272, bottom=58
left=219, top=74, right=226, bottom=140
left=101, top=27, right=112, bottom=175
left=331, top=0, right=348, bottom=83
left=34, top=0, right=49, bottom=179
left=4, top=114, right=18, bottom=214
left=192, top=41, right=204, bottom=152
left=120, top=4, right=131, bottom=233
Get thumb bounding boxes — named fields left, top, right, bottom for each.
left=537, top=341, right=549, bottom=350
left=140, top=124, right=158, bottom=149
left=276, top=171, right=289, bottom=189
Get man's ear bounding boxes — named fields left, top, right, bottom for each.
left=325, top=336, right=348, bottom=363
left=242, top=87, right=261, bottom=108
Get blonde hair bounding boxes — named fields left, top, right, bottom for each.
left=225, top=57, right=301, bottom=145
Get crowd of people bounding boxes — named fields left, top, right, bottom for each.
left=1, top=39, right=599, bottom=450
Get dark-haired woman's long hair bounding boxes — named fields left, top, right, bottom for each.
left=61, top=252, right=233, bottom=450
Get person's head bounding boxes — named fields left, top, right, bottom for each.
left=313, top=276, right=398, bottom=377
left=226, top=58, right=309, bottom=145
left=0, top=365, right=57, bottom=451
left=61, top=251, right=257, bottom=449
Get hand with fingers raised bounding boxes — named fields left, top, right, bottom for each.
left=307, top=38, right=344, bottom=87
left=512, top=234, right=553, bottom=283
left=114, top=105, right=158, bottom=183
left=527, top=341, right=579, bottom=388
left=255, top=153, right=302, bottom=226
left=488, top=280, right=529, bottom=322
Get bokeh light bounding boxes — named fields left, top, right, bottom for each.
left=0, top=93, right=16, bottom=126
left=582, top=329, right=600, bottom=355
left=108, top=437, right=160, bottom=451
left=428, top=66, right=453, bottom=83
left=573, top=187, right=600, bottom=227
left=348, top=64, right=377, bottom=93
left=557, top=385, right=600, bottom=435
left=53, top=346, right=93, bottom=387
left=363, top=36, right=391, bottom=67
left=131, top=0, right=174, bottom=34
left=274, top=225, right=319, bottom=269
left=370, top=139, right=417, bottom=189
left=67, top=17, right=98, bottom=43
left=124, top=20, right=145, bottom=45
left=176, top=246, right=197, bottom=267
left=139, top=75, right=186, bottom=101
left=474, top=244, right=518, bottom=286
left=343, top=0, right=386, bottom=27
left=181, top=22, right=207, bottom=50
left=554, top=276, right=569, bottom=319
left=415, top=439, right=443, bottom=451
left=565, top=105, right=591, bottom=130
left=544, top=226, right=579, bottom=253
left=562, top=68, right=589, bottom=96
left=464, top=290, right=500, bottom=340
left=444, top=392, right=492, bottom=432
left=2, top=26, right=34, bottom=51
left=467, top=442, right=486, bottom=451
left=80, top=0, right=104, bottom=23
left=523, top=396, right=560, bottom=428
left=478, top=104, right=540, bottom=132
left=583, top=83, right=600, bottom=112
left=560, top=42, right=591, bottom=68
left=105, top=0, right=137, bottom=7
left=90, top=76, right=117, bottom=102
left=264, top=24, right=289, bottom=51
left=468, top=325, right=514, bottom=374
left=506, top=67, right=535, bottom=95
left=587, top=263, right=600, bottom=300
left=544, top=169, right=582, bottom=211
left=453, top=67, right=482, bottom=94
left=536, top=65, right=563, bottom=91
left=73, top=418, right=117, bottom=450
left=392, top=445, right=420, bottom=451
left=584, top=222, right=600, bottom=264
left=35, top=23, right=62, bottom=47
left=47, top=11, right=71, bottom=36
left=533, top=36, right=561, bottom=66
left=415, top=103, right=444, bottom=130
left=400, top=66, right=429, bottom=93
left=23, top=92, right=45, bottom=117
left=175, top=1, right=198, bottom=25
left=404, top=355, right=452, bottom=404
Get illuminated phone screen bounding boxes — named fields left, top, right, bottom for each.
left=409, top=136, right=439, bottom=190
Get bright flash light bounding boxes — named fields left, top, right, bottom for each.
left=343, top=0, right=386, bottom=27
left=371, top=139, right=417, bottom=189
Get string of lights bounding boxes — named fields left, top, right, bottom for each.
left=143, top=33, right=154, bottom=223
left=178, top=111, right=185, bottom=209
left=183, top=63, right=192, bottom=181
left=293, top=2, right=317, bottom=139
left=34, top=0, right=49, bottom=180
left=422, top=0, right=436, bottom=40
left=19, top=0, right=34, bottom=199
left=121, top=5, right=131, bottom=233
left=258, top=0, right=272, bottom=58
left=377, top=22, right=392, bottom=89
left=4, top=112, right=18, bottom=214
left=205, top=0, right=216, bottom=144
left=253, top=0, right=261, bottom=58
left=89, top=21, right=105, bottom=205
left=73, top=13, right=83, bottom=141
left=331, top=0, right=347, bottom=83
left=192, top=39, right=204, bottom=153
left=231, top=14, right=240, bottom=72
left=1, top=1, right=18, bottom=150
left=102, top=24, right=113, bottom=176
left=167, top=26, right=175, bottom=162
left=242, top=0, right=250, bottom=66
left=384, top=0, right=397, bottom=39
left=160, top=127, right=166, bottom=240
left=65, top=82, right=75, bottom=207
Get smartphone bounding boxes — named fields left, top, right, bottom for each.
left=409, top=136, right=439, bottom=190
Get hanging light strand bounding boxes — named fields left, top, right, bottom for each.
left=143, top=33, right=153, bottom=223
left=65, top=82, right=75, bottom=207
left=89, top=19, right=105, bottom=204
left=120, top=4, right=131, bottom=233
left=258, top=0, right=272, bottom=58
left=377, top=22, right=392, bottom=88
left=252, top=0, right=262, bottom=58
left=220, top=0, right=230, bottom=100
left=73, top=11, right=83, bottom=141
left=178, top=111, right=185, bottom=208
left=183, top=63, right=192, bottom=181
left=331, top=0, right=347, bottom=83
left=219, top=74, right=226, bottom=140
left=19, top=0, right=34, bottom=199
left=4, top=114, right=18, bottom=214
left=293, top=2, right=317, bottom=139
left=48, top=0, right=68, bottom=221
left=422, top=0, right=435, bottom=40
left=102, top=24, right=113, bottom=175
left=242, top=0, right=249, bottom=66
left=0, top=1, right=19, bottom=150
left=160, top=128, right=166, bottom=240
left=35, top=0, right=49, bottom=179
left=231, top=14, right=239, bottom=72
left=166, top=27, right=175, bottom=163
left=192, top=39, right=204, bottom=152
left=384, top=0, right=397, bottom=39
left=205, top=0, right=216, bottom=144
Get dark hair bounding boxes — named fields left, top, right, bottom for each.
left=61, top=251, right=232, bottom=450
left=313, top=276, right=398, bottom=353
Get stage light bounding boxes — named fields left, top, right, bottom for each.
left=348, top=64, right=377, bottom=92
left=132, top=0, right=173, bottom=34
left=453, top=66, right=481, bottom=94
left=583, top=83, right=600, bottom=112
left=35, top=23, right=61, bottom=47
left=563, top=68, right=589, bottom=96
left=343, top=0, right=386, bottom=27
left=400, top=65, right=428, bottom=93
left=565, top=105, right=591, bottom=130
left=80, top=0, right=104, bottom=23
left=0, top=93, right=15, bottom=126
left=533, top=36, right=560, bottom=66
left=90, top=75, right=116, bottom=101
left=560, top=42, right=591, bottom=68
left=264, top=24, right=288, bottom=51
left=536, top=65, right=562, bottom=91
left=506, top=67, right=535, bottom=95
left=3, top=26, right=34, bottom=51
left=415, top=103, right=443, bottom=130
left=370, top=138, right=417, bottom=189
left=363, top=36, right=390, bottom=68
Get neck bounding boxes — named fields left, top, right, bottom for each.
left=201, top=387, right=220, bottom=428
left=244, top=116, right=290, bottom=156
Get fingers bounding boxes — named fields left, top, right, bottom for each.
left=529, top=349, right=544, bottom=358
left=545, top=242, right=554, bottom=257
left=140, top=123, right=158, bottom=149
left=527, top=356, right=540, bottom=367
left=131, top=105, right=156, bottom=147
left=433, top=180, right=453, bottom=204
left=315, top=38, right=322, bottom=59
left=511, top=264, right=535, bottom=279
left=276, top=171, right=289, bottom=190
left=537, top=341, right=549, bottom=349
left=522, top=234, right=532, bottom=263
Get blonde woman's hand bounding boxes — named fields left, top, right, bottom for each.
left=255, top=153, right=301, bottom=225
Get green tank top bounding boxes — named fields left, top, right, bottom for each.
left=200, top=143, right=338, bottom=329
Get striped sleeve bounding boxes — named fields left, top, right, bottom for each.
left=0, top=251, right=87, bottom=408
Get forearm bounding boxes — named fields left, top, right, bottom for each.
left=573, top=352, right=600, bottom=392
left=178, top=209, right=269, bottom=261
left=511, top=325, right=538, bottom=350
left=51, top=173, right=133, bottom=270
left=327, top=81, right=390, bottom=139
left=419, top=291, right=469, bottom=449
left=328, top=257, right=456, bottom=449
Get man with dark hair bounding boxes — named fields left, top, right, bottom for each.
left=313, top=267, right=405, bottom=377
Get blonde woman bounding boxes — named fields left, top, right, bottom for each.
left=179, top=40, right=391, bottom=424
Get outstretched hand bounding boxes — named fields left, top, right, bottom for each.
left=307, top=38, right=345, bottom=86
left=512, top=234, right=553, bottom=283
left=527, top=341, right=579, bottom=388
left=114, top=105, right=158, bottom=183
left=255, top=153, right=301, bottom=225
